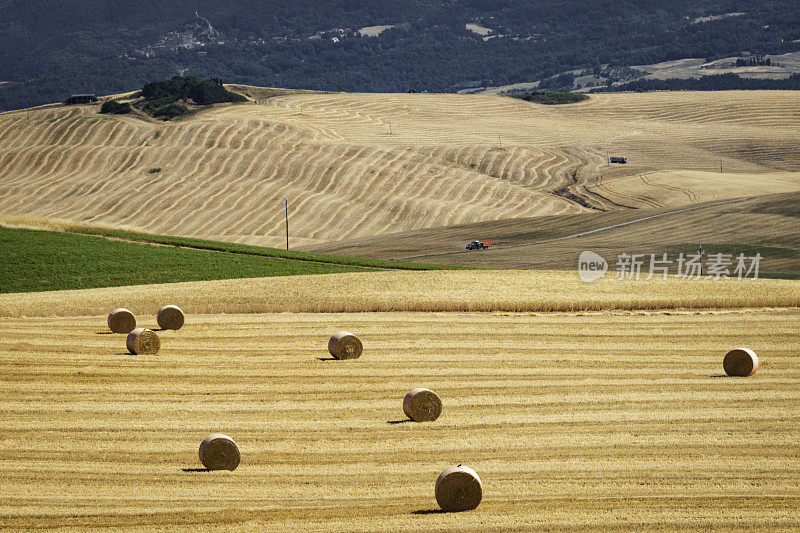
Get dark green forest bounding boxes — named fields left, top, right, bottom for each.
left=596, top=73, right=800, bottom=92
left=2, top=1, right=800, bottom=110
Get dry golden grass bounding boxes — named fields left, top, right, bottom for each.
left=1, top=308, right=798, bottom=530
left=0, top=270, right=798, bottom=317
left=1, top=90, right=799, bottom=247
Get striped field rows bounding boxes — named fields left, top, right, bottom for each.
left=1, top=91, right=799, bottom=246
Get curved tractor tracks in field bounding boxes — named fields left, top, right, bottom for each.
left=1, top=90, right=799, bottom=248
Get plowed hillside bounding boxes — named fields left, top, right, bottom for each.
left=1, top=90, right=799, bottom=247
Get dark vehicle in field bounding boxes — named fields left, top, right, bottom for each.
left=466, top=240, right=492, bottom=250
left=610, top=156, right=627, bottom=164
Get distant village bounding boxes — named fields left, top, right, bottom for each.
left=123, top=14, right=541, bottom=61
left=125, top=12, right=223, bottom=59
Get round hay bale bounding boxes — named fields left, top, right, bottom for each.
left=108, top=308, right=136, bottom=334
left=435, top=465, right=483, bottom=512
left=327, top=331, right=362, bottom=360
left=126, top=328, right=160, bottom=355
left=403, top=388, right=442, bottom=422
left=199, top=433, right=240, bottom=471
left=723, top=348, right=759, bottom=377
left=157, top=305, right=185, bottom=330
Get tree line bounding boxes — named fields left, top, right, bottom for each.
left=595, top=73, right=800, bottom=92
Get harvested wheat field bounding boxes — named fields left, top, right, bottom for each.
left=1, top=90, right=800, bottom=247
left=1, top=304, right=799, bottom=531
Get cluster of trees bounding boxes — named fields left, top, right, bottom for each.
left=736, top=56, right=772, bottom=67
left=152, top=103, right=189, bottom=120
left=135, top=76, right=246, bottom=119
left=1, top=1, right=800, bottom=110
left=141, top=76, right=245, bottom=110
left=507, top=92, right=588, bottom=105
left=94, top=76, right=248, bottom=120
left=596, top=73, right=800, bottom=92
left=100, top=100, right=131, bottom=114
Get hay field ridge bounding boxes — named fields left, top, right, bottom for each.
left=1, top=269, right=798, bottom=317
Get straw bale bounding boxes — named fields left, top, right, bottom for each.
left=157, top=305, right=185, bottom=330
left=328, top=331, right=362, bottom=360
left=108, top=308, right=135, bottom=333
left=126, top=328, right=160, bottom=355
left=723, top=347, right=759, bottom=377
left=199, top=433, right=240, bottom=471
left=403, top=388, right=442, bottom=421
left=435, top=465, right=483, bottom=512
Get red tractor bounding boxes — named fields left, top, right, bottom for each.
left=466, top=240, right=492, bottom=250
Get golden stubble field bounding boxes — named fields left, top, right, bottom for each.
left=2, top=270, right=800, bottom=316
left=1, top=272, right=799, bottom=531
left=1, top=310, right=798, bottom=531
left=1, top=90, right=799, bottom=248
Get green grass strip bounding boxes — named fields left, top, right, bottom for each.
left=66, top=226, right=470, bottom=271
left=0, top=227, right=374, bottom=294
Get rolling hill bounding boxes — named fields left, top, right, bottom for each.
left=1, top=89, right=799, bottom=255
